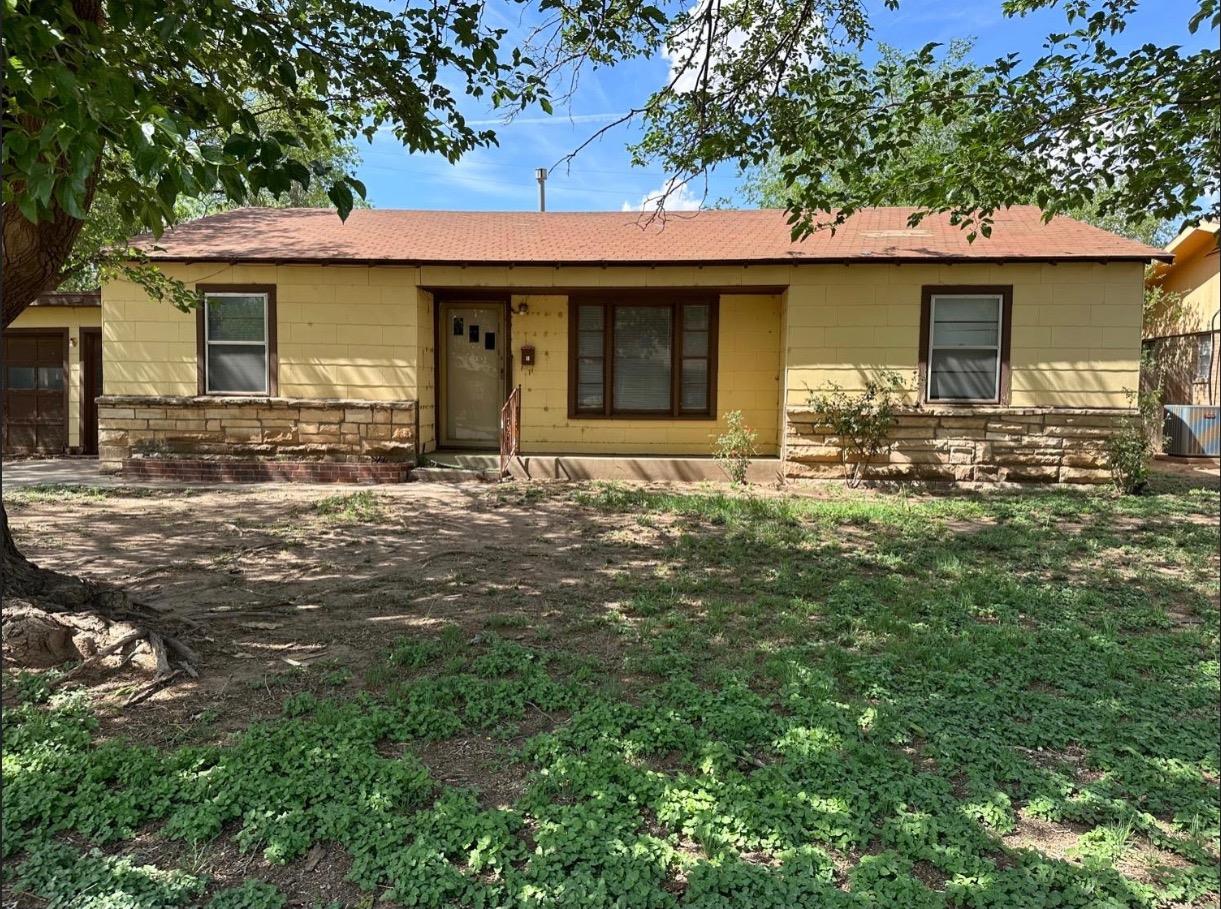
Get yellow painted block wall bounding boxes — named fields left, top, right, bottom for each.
left=784, top=262, right=1143, bottom=410
left=7, top=304, right=101, bottom=449
left=103, top=264, right=423, bottom=399
left=417, top=288, right=436, bottom=452
left=509, top=293, right=783, bottom=455
left=1155, top=247, right=1220, bottom=335
left=103, top=273, right=198, bottom=396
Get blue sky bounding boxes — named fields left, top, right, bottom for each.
left=356, top=0, right=1209, bottom=212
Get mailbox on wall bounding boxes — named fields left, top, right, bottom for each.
left=520, top=344, right=536, bottom=367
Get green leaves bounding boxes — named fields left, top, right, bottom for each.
left=2, top=0, right=553, bottom=245
left=808, top=369, right=907, bottom=486
left=5, top=485, right=1221, bottom=909
left=325, top=180, right=355, bottom=220
left=650, top=2, right=1217, bottom=238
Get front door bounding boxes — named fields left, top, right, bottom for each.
left=2, top=329, right=68, bottom=456
left=81, top=328, right=103, bottom=456
left=440, top=300, right=506, bottom=447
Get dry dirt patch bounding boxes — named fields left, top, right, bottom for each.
left=4, top=483, right=682, bottom=736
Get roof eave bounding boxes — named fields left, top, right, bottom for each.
left=141, top=253, right=1173, bottom=268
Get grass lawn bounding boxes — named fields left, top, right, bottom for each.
left=3, top=474, right=1219, bottom=908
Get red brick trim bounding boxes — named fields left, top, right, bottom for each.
left=120, top=458, right=408, bottom=484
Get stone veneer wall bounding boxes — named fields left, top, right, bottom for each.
left=785, top=407, right=1132, bottom=485
left=97, top=395, right=418, bottom=471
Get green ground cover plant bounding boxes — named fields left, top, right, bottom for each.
left=3, top=484, right=192, bottom=506
left=311, top=491, right=386, bottom=524
left=3, top=478, right=1218, bottom=908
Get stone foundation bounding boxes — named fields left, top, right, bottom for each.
left=97, top=395, right=419, bottom=473
left=785, top=406, right=1132, bottom=485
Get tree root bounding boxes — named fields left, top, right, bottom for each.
left=123, top=668, right=184, bottom=708
left=2, top=545, right=199, bottom=699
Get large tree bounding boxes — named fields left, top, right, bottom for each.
left=737, top=40, right=1179, bottom=246
left=1, top=0, right=555, bottom=668
left=628, top=0, right=1218, bottom=238
left=738, top=40, right=984, bottom=210
left=56, top=96, right=369, bottom=302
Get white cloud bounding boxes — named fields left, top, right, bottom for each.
left=621, top=178, right=703, bottom=212
left=664, top=1, right=748, bottom=94
left=662, top=0, right=819, bottom=95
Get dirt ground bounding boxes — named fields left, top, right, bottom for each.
left=6, top=463, right=1215, bottom=744
left=4, top=482, right=686, bottom=739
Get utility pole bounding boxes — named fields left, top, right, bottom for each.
left=535, top=168, right=547, bottom=212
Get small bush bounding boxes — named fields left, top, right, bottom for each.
left=808, top=370, right=906, bottom=487
left=714, top=410, right=759, bottom=485
left=1107, top=383, right=1162, bottom=495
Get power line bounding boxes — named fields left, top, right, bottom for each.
left=357, top=148, right=674, bottom=181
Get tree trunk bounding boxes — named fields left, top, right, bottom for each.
left=2, top=194, right=97, bottom=598
left=2, top=0, right=103, bottom=589
left=0, top=198, right=198, bottom=676
left=3, top=0, right=105, bottom=327
left=0, top=0, right=192, bottom=680
left=1, top=199, right=93, bottom=327
left=0, top=197, right=136, bottom=668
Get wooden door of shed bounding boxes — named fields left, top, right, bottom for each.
left=2, top=329, right=68, bottom=456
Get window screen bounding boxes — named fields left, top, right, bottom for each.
left=613, top=306, right=672, bottom=412
left=205, top=294, right=268, bottom=394
left=927, top=295, right=1002, bottom=401
left=576, top=304, right=605, bottom=409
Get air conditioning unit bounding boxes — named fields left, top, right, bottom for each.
left=1163, top=405, right=1220, bottom=457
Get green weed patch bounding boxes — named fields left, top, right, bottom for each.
left=311, top=490, right=386, bottom=524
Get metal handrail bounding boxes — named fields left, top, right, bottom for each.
left=499, top=385, right=521, bottom=479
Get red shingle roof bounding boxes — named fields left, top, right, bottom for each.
left=133, top=206, right=1168, bottom=265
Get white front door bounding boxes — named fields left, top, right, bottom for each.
left=440, top=300, right=506, bottom=447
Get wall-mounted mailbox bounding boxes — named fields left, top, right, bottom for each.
left=521, top=344, right=536, bottom=367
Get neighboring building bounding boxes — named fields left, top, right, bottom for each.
left=1144, top=222, right=1220, bottom=408
left=97, top=206, right=1165, bottom=484
left=3, top=291, right=103, bottom=457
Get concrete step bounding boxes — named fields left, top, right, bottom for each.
left=425, top=452, right=501, bottom=470
left=410, top=466, right=499, bottom=483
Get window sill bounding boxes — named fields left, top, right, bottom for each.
left=922, top=400, right=1005, bottom=408
left=568, top=412, right=718, bottom=421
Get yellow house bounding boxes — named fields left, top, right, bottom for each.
left=98, top=206, right=1166, bottom=484
left=3, top=292, right=103, bottom=457
left=1144, top=222, right=1220, bottom=408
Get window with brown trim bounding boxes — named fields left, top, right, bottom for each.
left=568, top=294, right=718, bottom=418
left=918, top=285, right=1012, bottom=404
left=196, top=284, right=278, bottom=396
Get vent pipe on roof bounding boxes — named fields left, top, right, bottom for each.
left=535, top=168, right=547, bottom=212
